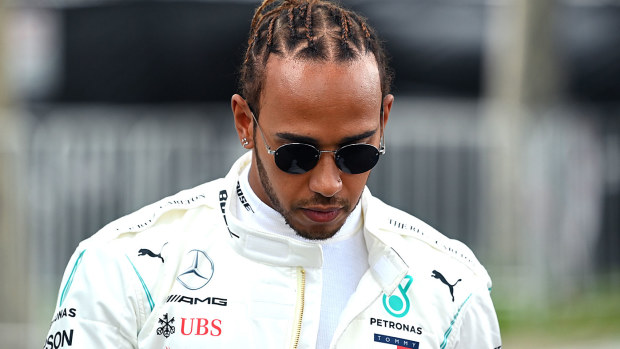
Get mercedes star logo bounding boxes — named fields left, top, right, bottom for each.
left=176, top=249, right=214, bottom=290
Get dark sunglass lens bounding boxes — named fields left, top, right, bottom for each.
left=335, top=144, right=380, bottom=174
left=274, top=143, right=320, bottom=174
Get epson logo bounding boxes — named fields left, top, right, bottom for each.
left=43, top=329, right=73, bottom=349
left=166, top=294, right=228, bottom=306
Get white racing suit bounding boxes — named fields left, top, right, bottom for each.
left=44, top=153, right=502, bottom=348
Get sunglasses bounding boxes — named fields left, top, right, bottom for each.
left=250, top=110, right=386, bottom=175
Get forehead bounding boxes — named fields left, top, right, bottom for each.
left=258, top=55, right=383, bottom=135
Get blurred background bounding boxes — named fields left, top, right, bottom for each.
left=1, top=0, right=619, bottom=347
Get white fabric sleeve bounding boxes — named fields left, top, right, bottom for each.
left=43, top=245, right=144, bottom=348
left=448, top=286, right=502, bottom=349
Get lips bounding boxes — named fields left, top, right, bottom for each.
left=301, top=207, right=342, bottom=223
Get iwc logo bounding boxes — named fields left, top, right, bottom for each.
left=383, top=275, right=413, bottom=318
left=176, top=249, right=215, bottom=290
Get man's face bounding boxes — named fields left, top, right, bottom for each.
left=242, top=55, right=391, bottom=240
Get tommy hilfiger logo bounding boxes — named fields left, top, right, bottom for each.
left=374, top=333, right=420, bottom=348
left=431, top=270, right=461, bottom=302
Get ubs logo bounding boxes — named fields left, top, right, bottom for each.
left=157, top=313, right=175, bottom=338
left=177, top=249, right=214, bottom=290
left=181, top=318, right=222, bottom=336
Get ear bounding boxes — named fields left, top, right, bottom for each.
left=381, top=94, right=394, bottom=128
left=231, top=94, right=254, bottom=149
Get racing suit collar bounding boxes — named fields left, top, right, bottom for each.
left=224, top=152, right=323, bottom=268
left=360, top=192, right=411, bottom=296
left=222, top=152, right=409, bottom=294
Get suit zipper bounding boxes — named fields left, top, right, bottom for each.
left=291, top=267, right=306, bottom=349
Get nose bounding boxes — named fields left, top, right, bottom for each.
left=308, top=153, right=342, bottom=197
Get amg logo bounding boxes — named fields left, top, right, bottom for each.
left=166, top=294, right=228, bottom=306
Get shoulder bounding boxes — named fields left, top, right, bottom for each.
left=363, top=192, right=492, bottom=287
left=80, top=152, right=252, bottom=249
left=78, top=178, right=227, bottom=252
left=55, top=177, right=231, bottom=312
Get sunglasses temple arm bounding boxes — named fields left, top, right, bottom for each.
left=379, top=104, right=386, bottom=154
left=250, top=112, right=276, bottom=155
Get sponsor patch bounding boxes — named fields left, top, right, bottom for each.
left=180, top=318, right=222, bottom=336
left=157, top=313, right=176, bottom=338
left=236, top=181, right=254, bottom=213
left=383, top=275, right=413, bottom=318
left=138, top=242, right=168, bottom=263
left=44, top=329, right=74, bottom=349
left=219, top=190, right=239, bottom=238
left=176, top=249, right=214, bottom=290
left=165, top=294, right=227, bottom=306
left=370, top=318, right=422, bottom=335
left=374, top=333, right=420, bottom=348
left=51, top=307, right=77, bottom=324
left=431, top=270, right=461, bottom=302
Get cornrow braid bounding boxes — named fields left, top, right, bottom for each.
left=304, top=3, right=314, bottom=47
left=249, top=0, right=279, bottom=37
left=287, top=7, right=295, bottom=38
left=360, top=21, right=371, bottom=39
left=239, top=0, right=393, bottom=118
left=340, top=9, right=350, bottom=44
left=267, top=16, right=277, bottom=47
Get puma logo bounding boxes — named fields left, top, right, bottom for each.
left=138, top=242, right=168, bottom=263
left=431, top=270, right=461, bottom=302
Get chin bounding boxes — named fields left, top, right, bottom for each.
left=297, top=230, right=339, bottom=241
left=287, top=221, right=344, bottom=241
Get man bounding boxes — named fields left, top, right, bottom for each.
left=44, top=1, right=502, bottom=348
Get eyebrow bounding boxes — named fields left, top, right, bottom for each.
left=275, top=129, right=378, bottom=147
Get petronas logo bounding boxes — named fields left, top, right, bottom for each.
left=382, top=275, right=413, bottom=318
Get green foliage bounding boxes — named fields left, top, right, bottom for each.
left=497, top=282, right=620, bottom=345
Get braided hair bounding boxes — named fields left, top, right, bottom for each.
left=239, top=0, right=393, bottom=117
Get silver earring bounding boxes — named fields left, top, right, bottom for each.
left=242, top=137, right=249, bottom=146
